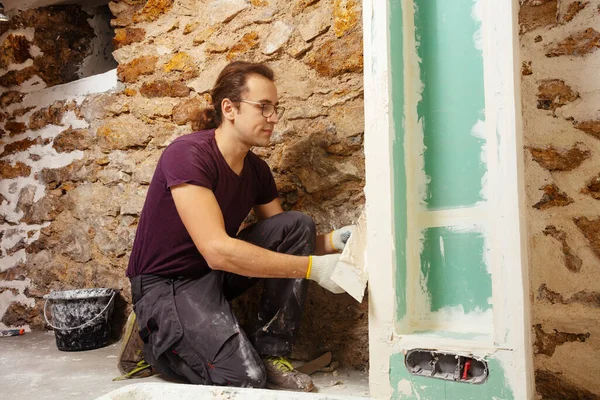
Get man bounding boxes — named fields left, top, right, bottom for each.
left=122, top=61, right=354, bottom=391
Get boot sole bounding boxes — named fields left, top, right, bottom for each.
left=117, top=311, right=137, bottom=375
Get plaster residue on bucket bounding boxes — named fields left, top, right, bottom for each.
left=45, top=288, right=115, bottom=300
left=44, top=288, right=117, bottom=351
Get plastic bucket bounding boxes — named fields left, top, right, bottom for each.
left=43, top=288, right=117, bottom=351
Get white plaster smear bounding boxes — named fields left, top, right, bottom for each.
left=0, top=249, right=26, bottom=273
left=412, top=305, right=493, bottom=335
left=402, top=0, right=426, bottom=334
left=0, top=278, right=34, bottom=330
left=17, top=68, right=118, bottom=108
left=16, top=75, right=47, bottom=93
left=397, top=379, right=416, bottom=398
left=29, top=44, right=43, bottom=58
left=0, top=58, right=34, bottom=74
left=0, top=27, right=35, bottom=44
left=472, top=0, right=484, bottom=51
left=472, top=0, right=494, bottom=207
left=0, top=69, right=118, bottom=330
left=472, top=118, right=492, bottom=203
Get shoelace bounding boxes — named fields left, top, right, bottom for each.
left=112, top=360, right=151, bottom=381
left=266, top=356, right=294, bottom=372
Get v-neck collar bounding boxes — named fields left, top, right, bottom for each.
left=210, top=130, right=247, bottom=179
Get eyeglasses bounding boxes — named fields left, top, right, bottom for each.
left=239, top=100, right=285, bottom=119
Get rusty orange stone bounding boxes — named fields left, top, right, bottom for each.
left=563, top=1, right=588, bottom=23
left=117, top=56, right=158, bottom=83
left=4, top=121, right=27, bottom=136
left=519, top=0, right=558, bottom=34
left=528, top=145, right=591, bottom=171
left=537, top=79, right=579, bottom=111
left=133, top=0, right=174, bottom=23
left=163, top=52, right=196, bottom=73
left=546, top=28, right=600, bottom=57
left=333, top=0, right=360, bottom=38
left=0, top=161, right=31, bottom=179
left=227, top=32, right=260, bottom=61
left=1, top=137, right=40, bottom=157
left=306, top=29, right=363, bottom=77
left=574, top=120, right=600, bottom=140
left=113, top=27, right=146, bottom=49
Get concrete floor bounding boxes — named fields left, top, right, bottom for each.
left=0, top=331, right=370, bottom=399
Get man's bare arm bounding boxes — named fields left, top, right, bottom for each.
left=253, top=198, right=284, bottom=220
left=171, top=183, right=308, bottom=278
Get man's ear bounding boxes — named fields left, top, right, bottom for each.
left=221, top=98, right=236, bottom=121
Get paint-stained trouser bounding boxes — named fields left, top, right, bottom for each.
left=130, top=211, right=315, bottom=387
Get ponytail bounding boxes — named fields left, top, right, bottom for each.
left=192, top=106, right=218, bottom=131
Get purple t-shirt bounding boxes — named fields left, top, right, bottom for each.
left=126, top=129, right=279, bottom=278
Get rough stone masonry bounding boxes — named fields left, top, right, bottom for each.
left=520, top=0, right=600, bottom=397
left=0, top=0, right=368, bottom=370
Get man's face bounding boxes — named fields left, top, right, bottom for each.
left=233, top=75, right=279, bottom=148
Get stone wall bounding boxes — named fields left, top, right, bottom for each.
left=520, top=0, right=600, bottom=397
left=0, top=0, right=367, bottom=369
left=0, top=5, right=114, bottom=330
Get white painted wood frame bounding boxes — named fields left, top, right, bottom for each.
left=362, top=0, right=534, bottom=398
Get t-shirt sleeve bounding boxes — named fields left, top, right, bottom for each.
left=255, top=158, right=279, bottom=205
left=160, top=140, right=216, bottom=189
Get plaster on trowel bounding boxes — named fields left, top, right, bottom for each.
left=330, top=214, right=367, bottom=302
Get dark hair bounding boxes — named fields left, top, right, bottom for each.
left=196, top=61, right=275, bottom=130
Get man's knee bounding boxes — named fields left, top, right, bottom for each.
left=284, top=211, right=316, bottom=237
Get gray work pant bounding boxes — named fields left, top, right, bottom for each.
left=130, top=211, right=315, bottom=387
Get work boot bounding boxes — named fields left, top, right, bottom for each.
left=263, top=356, right=315, bottom=392
left=114, top=311, right=153, bottom=381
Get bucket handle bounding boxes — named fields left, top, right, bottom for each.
left=43, top=292, right=116, bottom=332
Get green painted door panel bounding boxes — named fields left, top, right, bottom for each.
left=420, top=226, right=492, bottom=314
left=414, top=0, right=487, bottom=210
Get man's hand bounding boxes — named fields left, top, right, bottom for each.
left=330, top=225, right=355, bottom=252
left=306, top=254, right=344, bottom=294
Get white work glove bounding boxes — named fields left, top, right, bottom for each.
left=306, top=254, right=345, bottom=294
left=330, top=225, right=355, bottom=251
